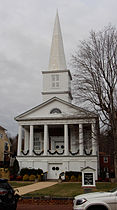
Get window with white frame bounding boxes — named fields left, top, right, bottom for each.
left=34, top=137, right=41, bottom=150
left=51, top=74, right=59, bottom=88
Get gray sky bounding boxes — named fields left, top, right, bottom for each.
left=0, top=0, right=117, bottom=136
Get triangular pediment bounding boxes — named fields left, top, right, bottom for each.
left=15, top=97, right=97, bottom=121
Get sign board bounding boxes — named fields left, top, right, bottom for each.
left=81, top=166, right=96, bottom=187
left=84, top=173, right=93, bottom=185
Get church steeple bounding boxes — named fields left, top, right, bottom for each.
left=48, top=11, right=67, bottom=71
left=42, top=12, right=72, bottom=103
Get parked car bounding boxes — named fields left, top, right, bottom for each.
left=73, top=188, right=117, bottom=210
left=0, top=178, right=20, bottom=210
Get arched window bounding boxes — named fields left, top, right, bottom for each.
left=50, top=108, right=61, bottom=114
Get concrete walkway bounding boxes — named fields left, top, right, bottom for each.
left=16, top=182, right=57, bottom=196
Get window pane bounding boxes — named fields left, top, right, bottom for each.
left=56, top=75, right=59, bottom=81
left=56, top=82, right=59, bottom=87
left=34, top=137, right=40, bottom=150
left=52, top=82, right=55, bottom=87
left=52, top=75, right=55, bottom=81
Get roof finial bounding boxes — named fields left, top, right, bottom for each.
left=48, top=11, right=67, bottom=71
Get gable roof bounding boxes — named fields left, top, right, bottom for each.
left=81, top=166, right=96, bottom=171
left=15, top=97, right=98, bottom=121
left=0, top=126, right=7, bottom=131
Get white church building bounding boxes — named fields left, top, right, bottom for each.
left=15, top=12, right=99, bottom=180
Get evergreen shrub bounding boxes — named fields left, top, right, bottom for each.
left=20, top=168, right=43, bottom=176
left=65, top=171, right=82, bottom=181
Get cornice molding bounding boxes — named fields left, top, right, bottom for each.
left=42, top=69, right=72, bottom=80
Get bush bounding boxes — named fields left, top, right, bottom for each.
left=10, top=175, right=15, bottom=181
left=29, top=174, right=36, bottom=181
left=20, top=168, right=43, bottom=176
left=65, top=171, right=82, bottom=181
left=37, top=175, right=41, bottom=181
left=10, top=158, right=19, bottom=177
left=105, top=178, right=109, bottom=182
left=16, top=175, right=22, bottom=181
left=23, top=174, right=29, bottom=181
left=37, top=168, right=43, bottom=175
left=65, top=175, right=69, bottom=182
left=70, top=175, right=77, bottom=182
left=78, top=175, right=82, bottom=182
left=98, top=177, right=102, bottom=182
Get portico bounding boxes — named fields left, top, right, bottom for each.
left=17, top=121, right=97, bottom=157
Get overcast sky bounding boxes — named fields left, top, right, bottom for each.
left=0, top=0, right=117, bottom=137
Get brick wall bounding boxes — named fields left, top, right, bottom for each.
left=19, top=197, right=73, bottom=205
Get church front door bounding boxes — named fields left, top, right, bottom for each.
left=48, top=163, right=62, bottom=179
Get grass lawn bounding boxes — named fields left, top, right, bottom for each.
left=96, top=182, right=117, bottom=191
left=9, top=181, right=34, bottom=188
left=23, top=182, right=117, bottom=198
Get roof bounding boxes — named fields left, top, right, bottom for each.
left=0, top=126, right=7, bottom=131
left=15, top=96, right=98, bottom=121
left=48, top=11, right=67, bottom=71
left=81, top=166, right=96, bottom=171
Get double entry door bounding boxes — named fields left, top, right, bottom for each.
left=48, top=163, right=62, bottom=179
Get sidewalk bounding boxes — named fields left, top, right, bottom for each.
left=16, top=182, right=57, bottom=196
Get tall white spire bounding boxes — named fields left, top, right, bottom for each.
left=48, top=12, right=67, bottom=71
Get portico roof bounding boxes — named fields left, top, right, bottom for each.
left=15, top=97, right=98, bottom=121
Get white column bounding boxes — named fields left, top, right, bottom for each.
left=79, top=124, right=83, bottom=155
left=64, top=124, right=69, bottom=155
left=44, top=124, right=48, bottom=155
left=29, top=125, right=33, bottom=156
left=24, top=129, right=29, bottom=151
left=17, top=125, right=22, bottom=156
left=92, top=123, right=96, bottom=155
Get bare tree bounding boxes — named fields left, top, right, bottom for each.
left=72, top=25, right=117, bottom=178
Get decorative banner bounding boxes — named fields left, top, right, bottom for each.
left=84, top=149, right=92, bottom=155
left=21, top=150, right=29, bottom=156
left=33, top=149, right=44, bottom=156
left=69, top=150, right=79, bottom=155
left=48, top=150, right=64, bottom=155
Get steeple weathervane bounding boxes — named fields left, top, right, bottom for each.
left=48, top=12, right=67, bottom=71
